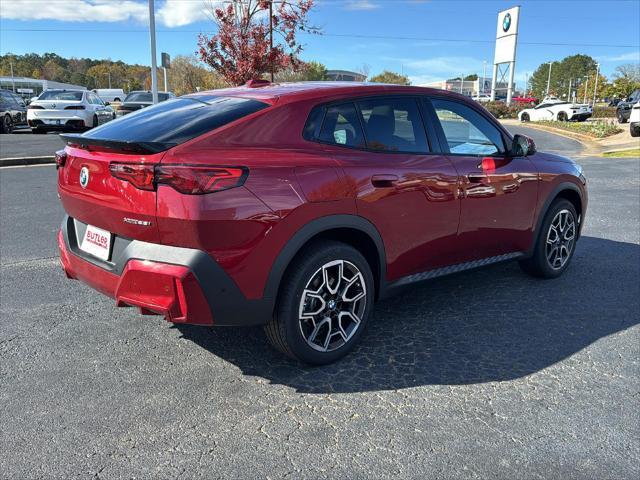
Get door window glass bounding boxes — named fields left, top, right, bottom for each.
left=318, top=103, right=365, bottom=148
left=431, top=99, right=504, bottom=155
left=357, top=97, right=428, bottom=153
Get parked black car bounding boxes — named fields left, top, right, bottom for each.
left=616, top=89, right=640, bottom=123
left=0, top=89, right=28, bottom=133
left=115, top=91, right=175, bottom=117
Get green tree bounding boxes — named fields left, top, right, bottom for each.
left=369, top=70, right=411, bottom=85
left=529, top=54, right=597, bottom=99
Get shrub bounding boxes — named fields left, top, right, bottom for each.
left=537, top=120, right=622, bottom=138
left=483, top=101, right=528, bottom=119
left=592, top=106, right=616, bottom=118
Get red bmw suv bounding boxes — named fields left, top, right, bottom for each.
left=57, top=82, right=587, bottom=364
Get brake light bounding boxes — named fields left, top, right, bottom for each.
left=109, top=163, right=248, bottom=194
left=28, top=105, right=44, bottom=110
left=109, top=163, right=155, bottom=191
left=65, top=105, right=86, bottom=110
left=155, top=166, right=247, bottom=194
left=55, top=150, right=67, bottom=169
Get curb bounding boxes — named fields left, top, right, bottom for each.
left=0, top=156, right=55, bottom=167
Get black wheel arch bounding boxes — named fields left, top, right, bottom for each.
left=264, top=214, right=388, bottom=304
left=528, top=182, right=584, bottom=256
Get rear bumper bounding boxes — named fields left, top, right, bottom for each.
left=58, top=215, right=272, bottom=327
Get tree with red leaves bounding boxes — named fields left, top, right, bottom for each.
left=198, top=0, right=317, bottom=86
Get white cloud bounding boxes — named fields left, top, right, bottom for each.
left=344, top=1, right=380, bottom=11
left=596, top=51, right=640, bottom=63
left=0, top=0, right=217, bottom=27
left=157, top=0, right=215, bottom=28
left=0, top=0, right=148, bottom=23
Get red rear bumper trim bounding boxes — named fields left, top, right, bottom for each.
left=58, top=231, right=213, bottom=325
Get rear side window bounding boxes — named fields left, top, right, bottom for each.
left=39, top=90, right=84, bottom=101
left=431, top=98, right=505, bottom=155
left=357, top=97, right=428, bottom=153
left=318, top=103, right=365, bottom=148
left=83, top=96, right=269, bottom=147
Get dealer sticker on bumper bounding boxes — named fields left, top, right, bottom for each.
left=79, top=224, right=112, bottom=261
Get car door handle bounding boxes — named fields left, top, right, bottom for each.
left=371, top=174, right=399, bottom=188
left=467, top=173, right=487, bottom=183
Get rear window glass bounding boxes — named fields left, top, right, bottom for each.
left=83, top=96, right=269, bottom=147
left=124, top=92, right=170, bottom=103
left=39, top=90, right=83, bottom=101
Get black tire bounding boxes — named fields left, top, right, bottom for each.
left=92, top=114, right=99, bottom=128
left=557, top=111, right=568, bottom=122
left=265, top=240, right=375, bottom=365
left=519, top=199, right=578, bottom=279
left=520, top=113, right=530, bottom=122
left=1, top=114, right=13, bottom=134
left=113, top=98, right=121, bottom=103
left=631, top=125, right=640, bottom=138
left=617, top=111, right=627, bottom=124
left=32, top=128, right=46, bottom=134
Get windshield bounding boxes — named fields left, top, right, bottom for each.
left=83, top=95, right=269, bottom=149
left=124, top=92, right=170, bottom=103
left=39, top=90, right=84, bottom=101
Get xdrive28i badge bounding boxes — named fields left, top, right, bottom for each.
left=502, top=12, right=511, bottom=32
left=79, top=166, right=90, bottom=189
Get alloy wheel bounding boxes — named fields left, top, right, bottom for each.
left=545, top=209, right=576, bottom=270
left=298, top=259, right=367, bottom=352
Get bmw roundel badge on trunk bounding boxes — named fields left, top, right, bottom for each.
left=79, top=166, right=89, bottom=189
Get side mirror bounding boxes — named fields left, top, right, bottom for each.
left=512, top=134, right=536, bottom=157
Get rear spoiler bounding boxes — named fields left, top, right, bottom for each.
left=60, top=134, right=176, bottom=155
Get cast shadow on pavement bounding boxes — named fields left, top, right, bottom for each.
left=174, top=236, right=639, bottom=393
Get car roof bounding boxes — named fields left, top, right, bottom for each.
left=189, top=81, right=466, bottom=105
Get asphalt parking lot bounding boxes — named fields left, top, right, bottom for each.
left=1, top=129, right=638, bottom=478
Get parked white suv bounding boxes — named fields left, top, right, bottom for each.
left=27, top=89, right=114, bottom=134
left=92, top=89, right=125, bottom=103
left=630, top=101, right=640, bottom=137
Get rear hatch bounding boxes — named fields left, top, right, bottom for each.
left=58, top=143, right=165, bottom=243
left=58, top=94, right=271, bottom=246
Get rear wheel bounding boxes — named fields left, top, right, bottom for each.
left=617, top=110, right=627, bottom=124
left=520, top=199, right=578, bottom=278
left=1, top=114, right=13, bottom=134
left=520, top=113, right=530, bottom=122
left=265, top=241, right=374, bottom=365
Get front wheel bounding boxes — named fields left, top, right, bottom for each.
left=265, top=241, right=374, bottom=365
left=1, top=114, right=13, bottom=134
left=557, top=111, right=568, bottom=122
left=92, top=114, right=99, bottom=128
left=520, top=199, right=578, bottom=278
left=631, top=124, right=640, bottom=137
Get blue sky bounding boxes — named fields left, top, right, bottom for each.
left=1, top=0, right=639, bottom=88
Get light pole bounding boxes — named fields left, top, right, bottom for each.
left=583, top=76, right=589, bottom=104
left=148, top=0, right=159, bottom=104
left=592, top=63, right=600, bottom=106
left=545, top=61, right=553, bottom=97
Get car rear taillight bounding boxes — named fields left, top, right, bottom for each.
left=109, top=163, right=156, bottom=191
left=28, top=105, right=44, bottom=110
left=109, top=163, right=248, bottom=194
left=55, top=150, right=67, bottom=169
left=65, top=105, right=86, bottom=110
left=155, top=166, right=248, bottom=194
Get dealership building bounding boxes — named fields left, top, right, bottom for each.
left=419, top=78, right=515, bottom=97
left=0, top=76, right=87, bottom=99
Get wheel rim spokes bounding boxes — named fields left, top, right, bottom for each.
left=545, top=209, right=576, bottom=270
left=298, top=260, right=367, bottom=353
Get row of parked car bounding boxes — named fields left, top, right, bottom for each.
left=0, top=88, right=175, bottom=134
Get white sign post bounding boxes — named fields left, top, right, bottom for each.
left=491, top=6, right=520, bottom=105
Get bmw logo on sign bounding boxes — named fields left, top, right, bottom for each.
left=502, top=12, right=511, bottom=32
left=79, top=166, right=90, bottom=189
